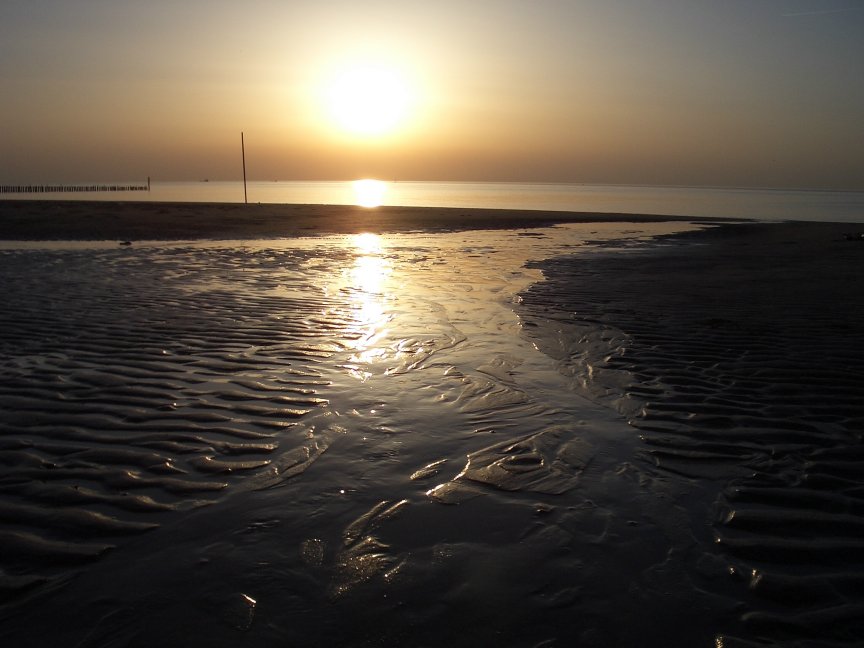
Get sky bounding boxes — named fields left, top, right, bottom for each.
left=1, top=0, right=862, bottom=189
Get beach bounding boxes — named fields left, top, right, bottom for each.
left=0, top=200, right=702, bottom=240
left=1, top=202, right=862, bottom=647
left=520, top=221, right=864, bottom=645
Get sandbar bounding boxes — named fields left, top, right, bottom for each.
left=0, top=200, right=713, bottom=240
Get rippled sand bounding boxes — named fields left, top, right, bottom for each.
left=521, top=222, right=864, bottom=647
left=1, top=212, right=861, bottom=646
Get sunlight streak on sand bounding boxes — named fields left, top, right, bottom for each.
left=345, top=233, right=392, bottom=378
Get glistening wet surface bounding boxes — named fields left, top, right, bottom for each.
left=520, top=223, right=864, bottom=647
left=1, top=221, right=834, bottom=647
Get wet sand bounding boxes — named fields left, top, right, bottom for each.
left=0, top=200, right=703, bottom=240
left=0, top=202, right=862, bottom=647
left=520, top=221, right=864, bottom=646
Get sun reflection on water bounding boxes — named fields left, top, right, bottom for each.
left=352, top=255, right=389, bottom=299
left=352, top=179, right=387, bottom=208
left=352, top=232, right=384, bottom=255
left=345, top=233, right=392, bottom=378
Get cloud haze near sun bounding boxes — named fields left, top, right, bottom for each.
left=0, top=0, right=862, bottom=190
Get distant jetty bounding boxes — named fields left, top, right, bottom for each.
left=0, top=180, right=150, bottom=194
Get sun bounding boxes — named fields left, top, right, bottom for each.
left=324, top=63, right=412, bottom=137
left=353, top=179, right=388, bottom=208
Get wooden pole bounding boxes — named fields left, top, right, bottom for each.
left=241, top=132, right=248, bottom=204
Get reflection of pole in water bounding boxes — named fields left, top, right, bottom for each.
left=241, top=131, right=248, bottom=204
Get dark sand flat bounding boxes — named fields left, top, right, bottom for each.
left=520, top=221, right=864, bottom=646
left=0, top=200, right=707, bottom=240
left=1, top=203, right=863, bottom=647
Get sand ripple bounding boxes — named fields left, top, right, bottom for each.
left=451, top=426, right=592, bottom=495
left=6, top=223, right=849, bottom=646
left=0, top=245, right=360, bottom=591
left=521, top=223, right=864, bottom=645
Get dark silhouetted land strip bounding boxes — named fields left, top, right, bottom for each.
left=0, top=200, right=716, bottom=240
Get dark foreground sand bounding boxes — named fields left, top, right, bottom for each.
left=1, top=202, right=863, bottom=647
left=519, top=220, right=864, bottom=646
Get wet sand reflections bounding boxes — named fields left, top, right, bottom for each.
left=0, top=222, right=775, bottom=647
left=521, top=223, right=864, bottom=646
left=0, top=243, right=360, bottom=586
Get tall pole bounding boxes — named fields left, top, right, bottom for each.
left=241, top=131, right=248, bottom=204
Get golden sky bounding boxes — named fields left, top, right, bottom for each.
left=1, top=0, right=862, bottom=189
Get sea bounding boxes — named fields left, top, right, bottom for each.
left=5, top=180, right=864, bottom=223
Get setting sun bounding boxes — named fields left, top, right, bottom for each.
left=352, top=179, right=388, bottom=207
left=324, top=63, right=413, bottom=137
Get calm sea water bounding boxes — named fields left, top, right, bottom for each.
left=6, top=180, right=864, bottom=222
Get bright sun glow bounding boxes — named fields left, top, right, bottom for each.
left=325, top=63, right=412, bottom=137
left=353, top=179, right=388, bottom=208
left=352, top=232, right=384, bottom=255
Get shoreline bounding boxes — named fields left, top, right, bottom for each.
left=0, top=200, right=734, bottom=240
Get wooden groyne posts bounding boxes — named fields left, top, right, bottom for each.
left=0, top=179, right=150, bottom=194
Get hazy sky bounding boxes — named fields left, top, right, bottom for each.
left=1, top=0, right=862, bottom=189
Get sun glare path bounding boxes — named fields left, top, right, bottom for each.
left=344, top=232, right=392, bottom=379
left=352, top=232, right=384, bottom=255
left=353, top=179, right=387, bottom=208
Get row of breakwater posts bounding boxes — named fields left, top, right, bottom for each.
left=0, top=178, right=150, bottom=194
